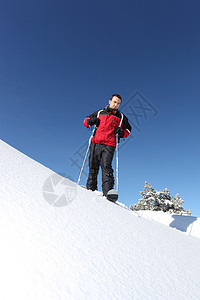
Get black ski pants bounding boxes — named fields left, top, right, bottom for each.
left=86, top=143, right=115, bottom=196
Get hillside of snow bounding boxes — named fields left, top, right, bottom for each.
left=0, top=139, right=200, bottom=300
left=132, top=210, right=200, bottom=239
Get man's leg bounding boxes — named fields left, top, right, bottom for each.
left=86, top=143, right=100, bottom=191
left=100, top=145, right=115, bottom=196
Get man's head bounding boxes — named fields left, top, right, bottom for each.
left=109, top=94, right=122, bottom=110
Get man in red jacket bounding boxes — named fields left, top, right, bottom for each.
left=84, top=94, right=132, bottom=198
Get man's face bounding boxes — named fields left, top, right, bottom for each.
left=109, top=96, right=121, bottom=110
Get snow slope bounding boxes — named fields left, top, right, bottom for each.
left=0, top=139, right=200, bottom=300
left=132, top=210, right=200, bottom=239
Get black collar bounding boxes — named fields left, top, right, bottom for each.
left=105, top=105, right=118, bottom=114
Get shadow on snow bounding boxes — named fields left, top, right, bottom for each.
left=170, top=215, right=198, bottom=233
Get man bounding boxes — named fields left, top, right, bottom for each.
left=84, top=94, right=132, bottom=199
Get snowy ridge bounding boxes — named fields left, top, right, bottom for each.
left=0, top=139, right=200, bottom=300
left=132, top=210, right=200, bottom=239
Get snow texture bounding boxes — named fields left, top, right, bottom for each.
left=0, top=139, right=200, bottom=300
left=133, top=210, right=200, bottom=239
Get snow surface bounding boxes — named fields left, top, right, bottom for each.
left=0, top=139, right=200, bottom=300
left=133, top=210, right=200, bottom=239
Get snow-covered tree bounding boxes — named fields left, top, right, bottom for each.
left=154, top=188, right=174, bottom=212
left=173, top=193, right=191, bottom=215
left=130, top=182, right=191, bottom=215
left=130, top=181, right=156, bottom=211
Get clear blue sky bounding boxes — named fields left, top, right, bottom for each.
left=1, top=0, right=200, bottom=216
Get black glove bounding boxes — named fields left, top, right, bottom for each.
left=114, top=127, right=124, bottom=138
left=88, top=117, right=100, bottom=127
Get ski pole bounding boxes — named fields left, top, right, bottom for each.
left=116, top=134, right=119, bottom=192
left=77, top=127, right=96, bottom=185
left=77, top=110, right=103, bottom=185
left=115, top=112, right=123, bottom=192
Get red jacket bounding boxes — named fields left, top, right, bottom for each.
left=84, top=106, right=132, bottom=147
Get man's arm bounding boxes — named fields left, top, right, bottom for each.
left=84, top=111, right=99, bottom=128
left=114, top=114, right=132, bottom=139
left=121, top=115, right=132, bottom=138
